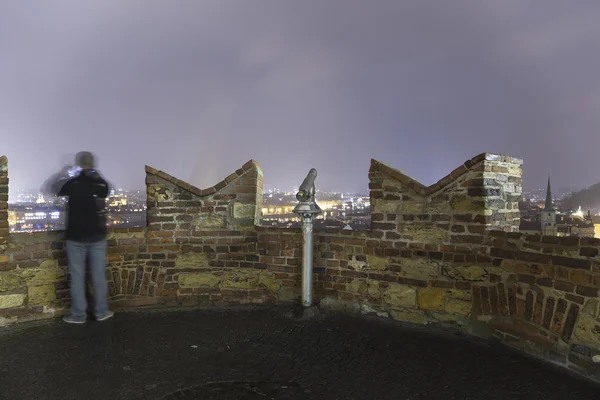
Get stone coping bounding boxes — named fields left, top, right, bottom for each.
left=370, top=153, right=523, bottom=197
left=144, top=159, right=261, bottom=197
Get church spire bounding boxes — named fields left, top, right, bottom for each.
left=544, top=175, right=553, bottom=211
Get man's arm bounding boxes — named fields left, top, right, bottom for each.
left=40, top=167, right=73, bottom=197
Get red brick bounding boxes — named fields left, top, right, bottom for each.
left=497, top=283, right=509, bottom=316
left=570, top=270, right=591, bottom=284
left=554, top=267, right=570, bottom=280
left=13, top=253, right=31, bottom=261
left=524, top=291, right=534, bottom=321
left=489, top=286, right=499, bottom=315
left=565, top=294, right=585, bottom=305
left=551, top=255, right=591, bottom=270
left=576, top=285, right=598, bottom=297
left=550, top=299, right=567, bottom=334
left=454, top=281, right=471, bottom=290
left=0, top=263, right=16, bottom=271
left=516, top=298, right=525, bottom=318
left=429, top=280, right=453, bottom=288
left=542, top=297, right=555, bottom=330
left=562, top=303, right=579, bottom=342
left=532, top=292, right=544, bottom=325
left=507, top=286, right=517, bottom=316
left=554, top=280, right=574, bottom=292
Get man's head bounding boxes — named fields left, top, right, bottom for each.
left=75, top=151, right=95, bottom=170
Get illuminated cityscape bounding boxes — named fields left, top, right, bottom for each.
left=8, top=188, right=147, bottom=232
left=261, top=188, right=370, bottom=230
left=8, top=183, right=600, bottom=237
left=7, top=185, right=371, bottom=232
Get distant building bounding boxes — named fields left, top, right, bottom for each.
left=541, top=177, right=557, bottom=236
left=520, top=176, right=595, bottom=238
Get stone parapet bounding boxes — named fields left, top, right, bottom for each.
left=0, top=153, right=599, bottom=382
left=369, top=153, right=522, bottom=250
left=0, top=156, right=8, bottom=254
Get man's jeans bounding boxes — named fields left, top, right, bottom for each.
left=66, top=239, right=109, bottom=321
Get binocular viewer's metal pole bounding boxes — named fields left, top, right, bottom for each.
left=293, top=168, right=322, bottom=307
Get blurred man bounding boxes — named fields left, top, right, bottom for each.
left=43, top=152, right=113, bottom=323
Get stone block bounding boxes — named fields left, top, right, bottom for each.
left=582, top=298, right=599, bottom=319
left=443, top=265, right=488, bottom=281
left=233, top=203, right=256, bottom=219
left=106, top=231, right=145, bottom=240
left=278, top=286, right=300, bottom=302
left=382, top=283, right=416, bottom=308
left=179, top=272, right=221, bottom=288
left=447, top=289, right=472, bottom=301
left=28, top=285, right=56, bottom=305
left=389, top=309, right=426, bottom=324
left=399, top=202, right=425, bottom=214
left=573, top=314, right=600, bottom=347
left=194, top=213, right=225, bottom=229
left=22, top=267, right=65, bottom=285
left=259, top=272, right=281, bottom=294
left=395, top=258, right=441, bottom=279
left=401, top=224, right=448, bottom=243
left=147, top=187, right=173, bottom=202
left=347, top=259, right=367, bottom=270
left=450, top=196, right=483, bottom=212
left=222, top=270, right=259, bottom=289
left=0, top=274, right=22, bottom=292
left=445, top=299, right=472, bottom=316
left=418, top=288, right=446, bottom=311
left=39, top=259, right=58, bottom=269
left=372, top=199, right=399, bottom=214
left=348, top=280, right=381, bottom=297
left=10, top=231, right=61, bottom=245
left=231, top=219, right=256, bottom=230
left=366, top=255, right=387, bottom=270
left=0, top=294, right=25, bottom=309
left=175, top=253, right=209, bottom=269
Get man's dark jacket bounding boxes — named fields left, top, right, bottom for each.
left=55, top=172, right=110, bottom=242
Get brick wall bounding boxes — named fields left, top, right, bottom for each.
left=0, top=153, right=599, bottom=381
left=0, top=156, right=8, bottom=254
left=0, top=158, right=288, bottom=324
left=482, top=232, right=600, bottom=375
left=369, top=153, right=522, bottom=247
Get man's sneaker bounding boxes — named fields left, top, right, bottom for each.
left=63, top=315, right=86, bottom=324
left=96, top=311, right=114, bottom=321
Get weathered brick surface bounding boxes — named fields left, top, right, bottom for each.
left=0, top=153, right=599, bottom=383
left=369, top=153, right=522, bottom=249
left=0, top=156, right=8, bottom=253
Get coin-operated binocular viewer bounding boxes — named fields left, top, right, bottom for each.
left=293, top=168, right=323, bottom=307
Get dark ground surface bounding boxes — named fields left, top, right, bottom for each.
left=0, top=306, right=599, bottom=400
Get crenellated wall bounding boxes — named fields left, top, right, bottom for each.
left=0, top=153, right=599, bottom=381
left=369, top=153, right=522, bottom=245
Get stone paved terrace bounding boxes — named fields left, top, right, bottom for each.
left=2, top=153, right=600, bottom=386
left=1, top=306, right=599, bottom=400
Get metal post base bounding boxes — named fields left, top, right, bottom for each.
left=292, top=302, right=320, bottom=320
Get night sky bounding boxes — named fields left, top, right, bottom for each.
left=2, top=1, right=600, bottom=195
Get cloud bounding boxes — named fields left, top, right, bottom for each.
left=1, top=0, right=600, bottom=194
